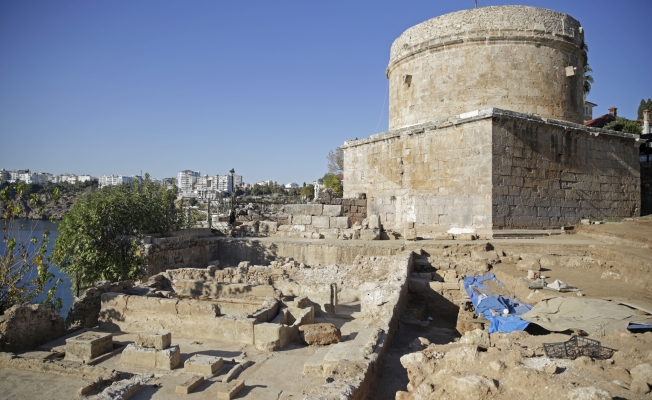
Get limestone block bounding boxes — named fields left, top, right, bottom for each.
left=330, top=216, right=350, bottom=229
left=459, top=329, right=490, bottom=348
left=285, top=204, right=322, bottom=216
left=360, top=228, right=380, bottom=240
left=175, top=375, right=204, bottom=395
left=516, top=259, right=541, bottom=271
left=184, top=354, right=223, bottom=375
left=631, top=363, right=652, bottom=385
left=322, top=205, right=343, bottom=217
left=259, top=221, right=278, bottom=234
left=368, top=214, right=381, bottom=229
left=404, top=228, right=417, bottom=241
left=299, top=323, right=341, bottom=345
left=136, top=332, right=171, bottom=350
left=291, top=215, right=312, bottom=225
left=291, top=225, right=306, bottom=232
left=320, top=228, right=340, bottom=239
left=64, top=331, right=113, bottom=362
left=216, top=379, right=245, bottom=400
left=311, top=216, right=330, bottom=229
left=456, top=233, right=477, bottom=241
left=120, top=344, right=181, bottom=370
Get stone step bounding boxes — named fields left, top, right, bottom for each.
left=341, top=328, right=381, bottom=362
left=322, top=342, right=350, bottom=376
left=302, top=345, right=333, bottom=376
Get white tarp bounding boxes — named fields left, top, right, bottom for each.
left=521, top=297, right=652, bottom=337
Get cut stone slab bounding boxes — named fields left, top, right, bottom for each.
left=299, top=323, right=341, bottom=346
left=342, top=328, right=381, bottom=361
left=135, top=332, right=171, bottom=350
left=120, top=343, right=181, bottom=370
left=64, top=331, right=113, bottom=362
left=303, top=345, right=332, bottom=375
left=322, top=342, right=350, bottom=375
left=216, top=379, right=245, bottom=400
left=184, top=354, right=223, bottom=375
left=175, top=375, right=204, bottom=395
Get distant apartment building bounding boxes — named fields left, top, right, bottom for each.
left=77, top=175, right=96, bottom=183
left=233, top=174, right=243, bottom=188
left=217, top=175, right=233, bottom=194
left=99, top=174, right=133, bottom=188
left=0, top=169, right=10, bottom=183
left=177, top=170, right=200, bottom=198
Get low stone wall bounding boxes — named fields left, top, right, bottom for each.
left=0, top=304, right=65, bottom=352
left=642, top=161, right=652, bottom=216
left=143, top=235, right=213, bottom=277
left=65, top=280, right=133, bottom=330
left=99, top=294, right=259, bottom=344
left=209, top=237, right=404, bottom=269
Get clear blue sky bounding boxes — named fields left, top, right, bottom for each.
left=1, top=0, right=650, bottom=184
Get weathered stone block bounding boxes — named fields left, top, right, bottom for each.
left=216, top=379, right=245, bottom=400
left=120, top=343, right=181, bottom=370
left=184, top=354, right=223, bottom=375
left=64, top=331, right=113, bottom=362
left=299, top=323, right=341, bottom=345
left=368, top=214, right=381, bottom=229
left=259, top=221, right=278, bottom=234
left=360, top=228, right=380, bottom=240
left=311, top=216, right=330, bottom=229
left=404, top=228, right=417, bottom=241
left=330, top=216, right=350, bottom=229
left=135, top=332, right=171, bottom=350
left=175, top=375, right=204, bottom=395
left=285, top=204, right=323, bottom=216
left=322, top=205, right=343, bottom=217
left=291, top=215, right=312, bottom=225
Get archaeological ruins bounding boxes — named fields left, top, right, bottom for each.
left=1, top=5, right=651, bottom=400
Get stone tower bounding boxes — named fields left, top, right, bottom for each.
left=343, top=6, right=640, bottom=234
left=387, top=6, right=585, bottom=130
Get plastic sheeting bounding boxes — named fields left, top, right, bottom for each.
left=463, top=274, right=532, bottom=334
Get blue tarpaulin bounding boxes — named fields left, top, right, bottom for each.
left=463, top=274, right=532, bottom=334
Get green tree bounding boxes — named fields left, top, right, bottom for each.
left=322, top=173, right=343, bottom=197
left=604, top=117, right=643, bottom=135
left=0, top=183, right=62, bottom=313
left=637, top=98, right=652, bottom=120
left=300, top=184, right=314, bottom=199
left=52, top=175, right=183, bottom=293
left=581, top=42, right=593, bottom=98
left=327, top=147, right=344, bottom=174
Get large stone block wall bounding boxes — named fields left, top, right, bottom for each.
left=642, top=161, right=652, bottom=216
left=343, top=117, right=494, bottom=233
left=491, top=114, right=640, bottom=228
left=387, top=6, right=584, bottom=129
left=343, top=108, right=640, bottom=233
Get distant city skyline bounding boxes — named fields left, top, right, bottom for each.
left=1, top=1, right=650, bottom=183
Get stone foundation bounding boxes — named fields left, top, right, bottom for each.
left=343, top=108, right=640, bottom=235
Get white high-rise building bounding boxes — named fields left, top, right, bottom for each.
left=99, top=175, right=132, bottom=188
left=217, top=175, right=233, bottom=194
left=177, top=170, right=200, bottom=198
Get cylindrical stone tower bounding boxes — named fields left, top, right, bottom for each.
left=387, top=6, right=585, bottom=130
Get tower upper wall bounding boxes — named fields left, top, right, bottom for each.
left=387, top=6, right=585, bottom=129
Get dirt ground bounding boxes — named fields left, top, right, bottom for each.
left=1, top=220, right=652, bottom=399
left=373, top=219, right=652, bottom=399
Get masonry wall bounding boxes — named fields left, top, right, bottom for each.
left=642, top=161, right=652, bottom=216
left=387, top=6, right=585, bottom=129
left=491, top=115, right=641, bottom=228
left=343, top=118, right=494, bottom=233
